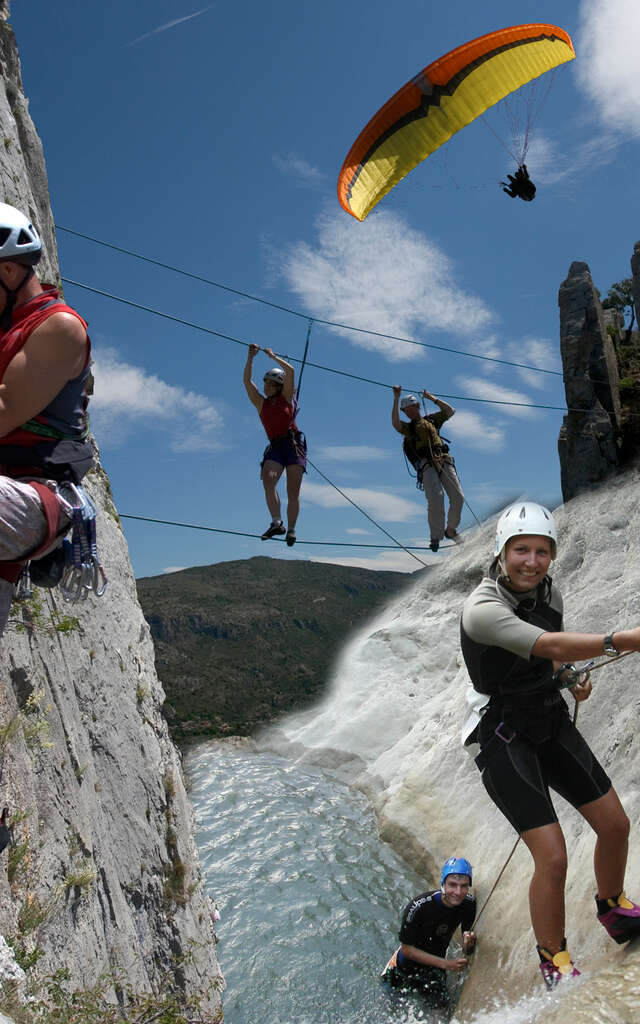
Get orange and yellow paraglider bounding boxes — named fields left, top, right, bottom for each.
left=337, top=24, right=575, bottom=221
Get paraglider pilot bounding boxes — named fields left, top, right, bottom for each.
left=501, top=163, right=536, bottom=201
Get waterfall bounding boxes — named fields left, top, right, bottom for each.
left=261, top=470, right=640, bottom=1018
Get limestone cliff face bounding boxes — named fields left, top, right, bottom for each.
left=0, top=6, right=222, bottom=1019
left=557, top=261, right=621, bottom=502
left=264, top=469, right=640, bottom=1019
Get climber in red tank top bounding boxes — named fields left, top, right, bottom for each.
left=0, top=202, right=91, bottom=633
left=243, top=343, right=306, bottom=547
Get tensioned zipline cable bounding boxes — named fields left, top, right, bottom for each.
left=119, top=513, right=454, bottom=556
left=56, top=225, right=565, bottom=379
left=305, top=457, right=431, bottom=568
left=62, top=277, right=625, bottom=417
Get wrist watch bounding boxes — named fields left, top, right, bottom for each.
left=603, top=633, right=619, bottom=657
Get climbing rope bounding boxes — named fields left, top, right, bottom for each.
left=295, top=319, right=313, bottom=402
left=57, top=229, right=564, bottom=379
left=119, top=512, right=460, bottom=553
left=306, top=457, right=432, bottom=569
left=62, top=278, right=634, bottom=418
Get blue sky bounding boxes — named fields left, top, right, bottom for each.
left=11, top=0, right=640, bottom=575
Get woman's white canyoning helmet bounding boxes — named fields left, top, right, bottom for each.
left=263, top=367, right=285, bottom=385
left=400, top=394, right=419, bottom=410
left=494, top=502, right=557, bottom=560
left=0, top=203, right=42, bottom=264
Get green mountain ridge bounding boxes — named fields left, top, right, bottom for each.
left=137, top=555, right=416, bottom=741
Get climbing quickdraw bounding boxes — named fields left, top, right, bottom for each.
left=57, top=483, right=108, bottom=602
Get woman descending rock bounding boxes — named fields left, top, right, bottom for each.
left=0, top=807, right=10, bottom=853
left=460, top=502, right=640, bottom=989
left=243, top=344, right=306, bottom=547
left=391, top=386, right=464, bottom=551
left=382, top=856, right=476, bottom=1008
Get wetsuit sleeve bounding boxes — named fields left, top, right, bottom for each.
left=398, top=421, right=410, bottom=437
left=399, top=902, right=421, bottom=946
left=461, top=588, right=545, bottom=660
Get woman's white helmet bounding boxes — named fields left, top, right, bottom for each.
left=494, top=502, right=557, bottom=560
left=400, top=394, right=419, bottom=410
left=0, top=203, right=42, bottom=265
left=264, top=367, right=285, bottom=385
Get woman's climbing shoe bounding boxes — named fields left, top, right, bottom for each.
left=261, top=521, right=286, bottom=540
left=286, top=529, right=296, bottom=547
left=537, top=940, right=580, bottom=990
left=429, top=538, right=440, bottom=552
left=596, top=892, right=640, bottom=944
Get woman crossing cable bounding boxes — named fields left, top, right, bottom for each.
left=243, top=344, right=306, bottom=546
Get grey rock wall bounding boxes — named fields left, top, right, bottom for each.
left=557, top=261, right=620, bottom=501
left=0, top=5, right=222, bottom=1020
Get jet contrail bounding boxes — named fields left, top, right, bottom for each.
left=125, top=5, right=214, bottom=48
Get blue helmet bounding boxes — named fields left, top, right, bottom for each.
left=440, top=856, right=472, bottom=886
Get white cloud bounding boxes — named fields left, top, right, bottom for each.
left=576, top=0, right=640, bottom=135
left=272, top=153, right=325, bottom=187
left=125, top=6, right=214, bottom=47
left=444, top=410, right=505, bottom=451
left=505, top=337, right=560, bottom=390
left=91, top=347, right=224, bottom=452
left=303, top=480, right=423, bottom=522
left=315, top=445, right=392, bottom=462
left=310, top=551, right=431, bottom=573
left=454, top=376, right=538, bottom=419
left=522, top=128, right=635, bottom=188
left=280, top=209, right=493, bottom=360
left=346, top=528, right=372, bottom=535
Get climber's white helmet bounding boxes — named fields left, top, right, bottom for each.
left=263, top=367, right=285, bottom=385
left=400, top=394, right=420, bottom=410
left=0, top=203, right=42, bottom=265
left=494, top=502, right=557, bottom=560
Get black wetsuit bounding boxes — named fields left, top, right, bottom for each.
left=461, top=577, right=611, bottom=833
left=387, top=890, right=475, bottom=1006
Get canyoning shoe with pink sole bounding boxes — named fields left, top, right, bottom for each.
left=537, top=941, right=580, bottom=990
left=596, top=892, right=640, bottom=944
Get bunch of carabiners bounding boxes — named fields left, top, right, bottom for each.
left=58, top=483, right=108, bottom=602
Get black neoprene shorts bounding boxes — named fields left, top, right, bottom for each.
left=479, top=714, right=611, bottom=834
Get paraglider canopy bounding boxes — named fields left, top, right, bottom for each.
left=337, top=24, right=575, bottom=221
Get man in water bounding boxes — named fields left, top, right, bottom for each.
left=382, top=856, right=476, bottom=1007
left=391, top=386, right=464, bottom=551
